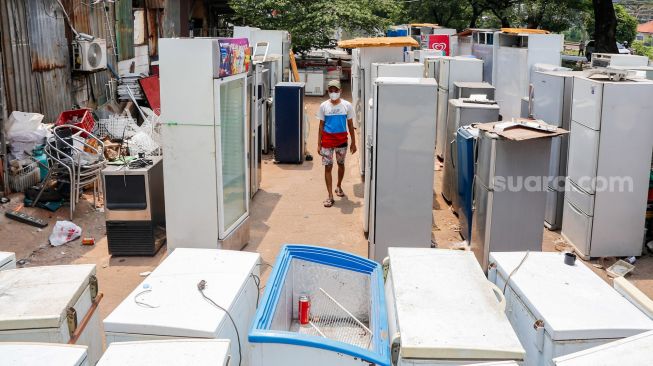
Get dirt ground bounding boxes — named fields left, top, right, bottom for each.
left=1, top=82, right=651, bottom=319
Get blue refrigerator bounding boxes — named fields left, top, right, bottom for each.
left=274, top=82, right=305, bottom=163
left=456, top=125, right=478, bottom=241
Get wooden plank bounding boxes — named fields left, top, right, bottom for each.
left=289, top=50, right=300, bottom=82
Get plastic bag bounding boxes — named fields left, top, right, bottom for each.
left=5, top=111, right=45, bottom=140
left=49, top=220, right=82, bottom=246
left=6, top=112, right=48, bottom=160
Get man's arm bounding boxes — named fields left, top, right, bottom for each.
left=347, top=118, right=357, bottom=154
left=318, top=120, right=325, bottom=155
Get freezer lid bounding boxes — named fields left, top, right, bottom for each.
left=1, top=343, right=88, bottom=366
left=552, top=330, right=653, bottom=365
left=490, top=252, right=653, bottom=340
left=97, top=340, right=231, bottom=365
left=0, top=251, right=15, bottom=267
left=151, top=248, right=260, bottom=277
left=0, top=264, right=96, bottom=330
left=387, top=248, right=525, bottom=360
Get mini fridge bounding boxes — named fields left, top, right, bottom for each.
left=0, top=265, right=104, bottom=365
left=553, top=330, right=653, bottom=365
left=103, top=248, right=260, bottom=366
left=385, top=248, right=525, bottom=365
left=366, top=77, right=437, bottom=262
left=488, top=252, right=653, bottom=366
left=1, top=343, right=89, bottom=366
left=0, top=251, right=16, bottom=270
left=160, top=38, right=250, bottom=252
left=456, top=125, right=480, bottom=241
left=274, top=82, right=305, bottom=163
left=97, top=339, right=231, bottom=366
left=441, top=99, right=499, bottom=204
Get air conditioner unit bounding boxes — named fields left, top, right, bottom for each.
left=72, top=38, right=107, bottom=72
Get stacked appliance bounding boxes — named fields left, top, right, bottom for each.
left=385, top=248, right=525, bottom=365
left=453, top=81, right=495, bottom=99
left=491, top=31, right=563, bottom=120
left=159, top=38, right=250, bottom=252
left=0, top=265, right=104, bottom=365
left=489, top=251, right=653, bottom=366
left=470, top=29, right=497, bottom=83
left=103, top=248, right=260, bottom=366
left=97, top=340, right=231, bottom=366
left=233, top=27, right=291, bottom=82
left=435, top=57, right=483, bottom=159
left=441, top=99, right=499, bottom=205
left=249, top=62, right=269, bottom=197
left=1, top=343, right=89, bottom=366
left=456, top=125, right=480, bottom=241
left=0, top=251, right=16, bottom=270
left=255, top=56, right=279, bottom=153
left=470, top=123, right=562, bottom=270
left=530, top=70, right=582, bottom=230
left=424, top=56, right=444, bottom=81
left=101, top=157, right=166, bottom=256
left=274, top=82, right=305, bottom=163
left=301, top=68, right=326, bottom=96
left=553, top=330, right=653, bottom=365
left=367, top=77, right=437, bottom=263
left=561, top=76, right=653, bottom=259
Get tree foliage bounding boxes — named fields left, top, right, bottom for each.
left=585, top=3, right=636, bottom=49
left=614, top=4, right=638, bottom=45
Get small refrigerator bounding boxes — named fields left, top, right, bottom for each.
left=159, top=38, right=250, bottom=252
left=470, top=123, right=560, bottom=271
left=97, top=339, right=231, bottom=366
left=453, top=81, right=495, bottom=100
left=274, top=82, right=305, bottom=163
left=367, top=77, right=437, bottom=263
left=385, top=248, right=525, bottom=365
left=456, top=125, right=479, bottom=241
left=304, top=68, right=326, bottom=96
left=103, top=248, right=260, bottom=366
left=0, top=251, right=16, bottom=270
left=436, top=56, right=483, bottom=159
left=553, top=330, right=653, bottom=365
left=1, top=343, right=89, bottom=366
left=441, top=99, right=499, bottom=204
left=489, top=252, right=653, bottom=366
left=0, top=265, right=104, bottom=365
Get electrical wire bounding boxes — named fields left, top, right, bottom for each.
left=502, top=251, right=530, bottom=294
left=197, top=280, right=242, bottom=366
left=251, top=273, right=261, bottom=307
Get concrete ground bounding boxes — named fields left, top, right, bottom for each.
left=1, top=82, right=651, bottom=319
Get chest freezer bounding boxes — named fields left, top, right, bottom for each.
left=0, top=251, right=16, bottom=270
left=488, top=252, right=653, bottom=366
left=103, top=248, right=260, bottom=366
left=97, top=339, right=231, bottom=366
left=0, top=265, right=103, bottom=365
left=249, top=245, right=390, bottom=366
left=552, top=330, right=653, bottom=365
left=1, top=343, right=89, bottom=366
left=385, top=248, right=525, bottom=366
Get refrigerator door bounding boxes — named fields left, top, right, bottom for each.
left=566, top=121, right=600, bottom=194
left=438, top=58, right=451, bottom=90
left=470, top=179, right=492, bottom=268
left=532, top=72, right=565, bottom=126
left=494, top=47, right=528, bottom=120
left=435, top=88, right=449, bottom=157
left=553, top=330, right=653, bottom=366
left=570, top=77, right=603, bottom=131
left=274, top=82, right=305, bottom=163
left=456, top=127, right=478, bottom=240
left=214, top=76, right=249, bottom=239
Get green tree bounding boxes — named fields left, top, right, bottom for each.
left=614, top=4, right=638, bottom=45
left=230, top=0, right=402, bottom=54
left=517, top=0, right=591, bottom=32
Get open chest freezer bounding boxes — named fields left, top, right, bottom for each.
left=0, top=251, right=16, bottom=270
left=0, top=265, right=103, bottom=365
left=385, top=248, right=525, bottom=366
left=249, top=245, right=390, bottom=366
left=103, top=248, right=260, bottom=366
left=1, top=342, right=89, bottom=366
left=553, top=330, right=653, bottom=365
left=488, top=252, right=653, bottom=366
left=97, top=339, right=232, bottom=366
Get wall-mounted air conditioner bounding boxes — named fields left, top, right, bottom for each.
left=72, top=38, right=107, bottom=72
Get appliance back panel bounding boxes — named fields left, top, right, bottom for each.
left=274, top=83, right=305, bottom=163
left=107, top=221, right=164, bottom=256
left=105, top=175, right=147, bottom=210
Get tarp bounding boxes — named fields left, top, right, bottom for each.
left=501, top=28, right=550, bottom=35
left=338, top=36, right=418, bottom=49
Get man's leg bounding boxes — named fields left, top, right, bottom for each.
left=335, top=147, right=347, bottom=194
left=337, top=162, right=345, bottom=189
left=325, top=164, right=333, bottom=198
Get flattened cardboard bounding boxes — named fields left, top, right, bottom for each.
left=475, top=120, right=568, bottom=141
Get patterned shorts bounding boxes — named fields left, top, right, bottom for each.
left=320, top=146, right=347, bottom=166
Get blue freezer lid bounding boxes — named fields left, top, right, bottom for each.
left=249, top=245, right=391, bottom=366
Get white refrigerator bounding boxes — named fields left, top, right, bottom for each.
left=1, top=343, right=89, bottom=366
left=385, top=248, right=525, bottom=365
left=97, top=339, right=231, bottom=366
left=160, top=38, right=250, bottom=252
left=367, top=77, right=437, bottom=263
left=553, top=330, right=653, bottom=365
left=471, top=29, right=496, bottom=83
left=489, top=251, right=653, bottom=366
left=0, top=251, right=16, bottom=270
left=103, top=248, right=260, bottom=366
left=435, top=57, right=483, bottom=159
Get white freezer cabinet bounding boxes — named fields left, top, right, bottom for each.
left=103, top=248, right=260, bottom=366
left=0, top=265, right=104, bottom=365
left=0, top=343, right=89, bottom=366
left=0, top=251, right=16, bottom=270
left=385, top=248, right=525, bottom=365
left=488, top=252, right=653, bottom=366
left=553, top=330, right=653, bottom=365
left=97, top=339, right=232, bottom=366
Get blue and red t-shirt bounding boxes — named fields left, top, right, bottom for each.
left=318, top=99, right=354, bottom=148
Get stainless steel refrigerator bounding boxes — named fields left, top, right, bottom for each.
left=470, top=127, right=553, bottom=270
left=367, top=77, right=437, bottom=263
left=436, top=57, right=483, bottom=159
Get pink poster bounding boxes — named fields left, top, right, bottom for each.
left=428, top=34, right=451, bottom=56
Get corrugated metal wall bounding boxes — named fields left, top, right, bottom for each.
left=116, top=0, right=135, bottom=60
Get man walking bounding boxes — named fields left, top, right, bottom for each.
left=317, top=80, right=356, bottom=207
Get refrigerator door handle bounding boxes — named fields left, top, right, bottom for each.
left=488, top=281, right=506, bottom=312
left=450, top=138, right=456, bottom=169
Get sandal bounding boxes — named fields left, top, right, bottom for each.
left=335, top=187, right=345, bottom=197
left=323, top=198, right=335, bottom=207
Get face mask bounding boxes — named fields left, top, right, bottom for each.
left=329, top=92, right=340, bottom=101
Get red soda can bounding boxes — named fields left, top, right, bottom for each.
left=299, top=295, right=310, bottom=325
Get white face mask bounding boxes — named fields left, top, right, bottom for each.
left=329, top=92, right=340, bottom=101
